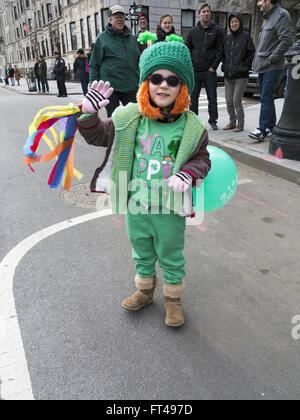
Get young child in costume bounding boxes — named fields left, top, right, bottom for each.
left=77, top=39, right=211, bottom=327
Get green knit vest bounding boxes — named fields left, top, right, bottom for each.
left=111, top=103, right=205, bottom=214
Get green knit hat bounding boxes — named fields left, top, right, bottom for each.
left=139, top=38, right=194, bottom=94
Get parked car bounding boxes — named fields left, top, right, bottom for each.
left=244, top=69, right=287, bottom=98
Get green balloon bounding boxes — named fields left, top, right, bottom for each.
left=192, top=146, right=238, bottom=212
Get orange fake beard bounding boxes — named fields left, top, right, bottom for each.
left=137, top=79, right=190, bottom=120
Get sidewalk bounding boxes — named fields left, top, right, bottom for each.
left=0, top=77, right=82, bottom=96
left=201, top=98, right=300, bottom=185
left=2, top=79, right=300, bottom=184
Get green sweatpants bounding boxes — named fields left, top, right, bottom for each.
left=125, top=212, right=186, bottom=285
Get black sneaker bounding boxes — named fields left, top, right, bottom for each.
left=62, top=94, right=68, bottom=97
left=248, top=128, right=266, bottom=142
left=210, top=122, right=219, bottom=130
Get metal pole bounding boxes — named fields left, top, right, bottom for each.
left=269, top=19, right=300, bottom=160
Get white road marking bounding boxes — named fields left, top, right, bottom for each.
left=0, top=209, right=112, bottom=400
left=238, top=179, right=253, bottom=185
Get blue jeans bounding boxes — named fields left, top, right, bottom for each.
left=258, top=70, right=282, bottom=133
left=40, top=75, right=49, bottom=93
left=81, top=80, right=88, bottom=96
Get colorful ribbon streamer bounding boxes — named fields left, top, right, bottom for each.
left=23, top=104, right=83, bottom=191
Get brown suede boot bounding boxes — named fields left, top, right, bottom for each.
left=163, top=282, right=185, bottom=327
left=223, top=123, right=236, bottom=130
left=121, top=275, right=158, bottom=311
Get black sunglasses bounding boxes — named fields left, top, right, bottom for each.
left=147, top=73, right=182, bottom=88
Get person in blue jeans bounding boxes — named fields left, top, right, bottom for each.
left=249, top=0, right=293, bottom=142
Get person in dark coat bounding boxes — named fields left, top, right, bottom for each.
left=4, top=67, right=9, bottom=85
left=156, top=14, right=177, bottom=42
left=7, top=65, right=15, bottom=86
left=136, top=12, right=149, bottom=53
left=74, top=48, right=89, bottom=95
left=53, top=51, right=67, bottom=97
left=222, top=13, right=255, bottom=132
left=186, top=2, right=224, bottom=130
left=89, top=4, right=140, bottom=117
left=38, top=55, right=49, bottom=93
left=34, top=58, right=41, bottom=93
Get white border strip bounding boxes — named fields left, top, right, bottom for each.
left=0, top=210, right=112, bottom=400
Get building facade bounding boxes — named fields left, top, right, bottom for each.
left=0, top=0, right=299, bottom=76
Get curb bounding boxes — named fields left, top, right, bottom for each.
left=209, top=138, right=300, bottom=186
left=1, top=85, right=82, bottom=96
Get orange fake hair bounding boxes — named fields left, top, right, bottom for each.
left=137, top=79, right=190, bottom=119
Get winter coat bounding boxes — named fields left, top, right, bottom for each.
left=14, top=68, right=21, bottom=81
left=186, top=22, right=224, bottom=72
left=252, top=3, right=293, bottom=74
left=89, top=24, right=140, bottom=93
left=156, top=26, right=176, bottom=42
left=38, top=59, right=47, bottom=78
left=222, top=13, right=256, bottom=80
left=77, top=103, right=211, bottom=216
left=7, top=67, right=15, bottom=78
left=34, top=62, right=40, bottom=77
left=53, top=56, right=66, bottom=80
left=74, top=55, right=89, bottom=81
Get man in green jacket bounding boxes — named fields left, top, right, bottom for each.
left=38, top=55, right=49, bottom=94
left=89, top=4, right=140, bottom=117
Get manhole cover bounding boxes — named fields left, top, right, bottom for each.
left=61, top=183, right=97, bottom=208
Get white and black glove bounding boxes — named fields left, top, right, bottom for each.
left=82, top=80, right=114, bottom=114
left=168, top=171, right=193, bottom=193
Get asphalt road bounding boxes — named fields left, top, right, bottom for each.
left=1, top=87, right=300, bottom=400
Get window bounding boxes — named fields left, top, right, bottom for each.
left=41, top=40, right=46, bottom=57
left=45, top=38, right=49, bottom=56
left=50, top=37, right=54, bottom=56
left=65, top=25, right=69, bottom=51
left=242, top=14, right=252, bottom=32
left=14, top=7, right=18, bottom=20
left=37, top=10, right=42, bottom=28
left=181, top=10, right=195, bottom=41
left=26, top=46, right=31, bottom=60
left=211, top=12, right=227, bottom=32
left=42, top=6, right=46, bottom=25
left=70, top=22, right=77, bottom=50
left=101, top=8, right=109, bottom=33
left=80, top=19, right=85, bottom=49
left=61, top=32, right=66, bottom=54
left=47, top=4, right=53, bottom=22
left=95, top=13, right=99, bottom=37
left=16, top=27, right=20, bottom=39
left=87, top=16, right=92, bottom=46
left=25, top=0, right=30, bottom=8
left=58, top=0, right=62, bottom=17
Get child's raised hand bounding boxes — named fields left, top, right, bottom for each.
left=82, top=80, right=114, bottom=114
left=168, top=171, right=193, bottom=193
